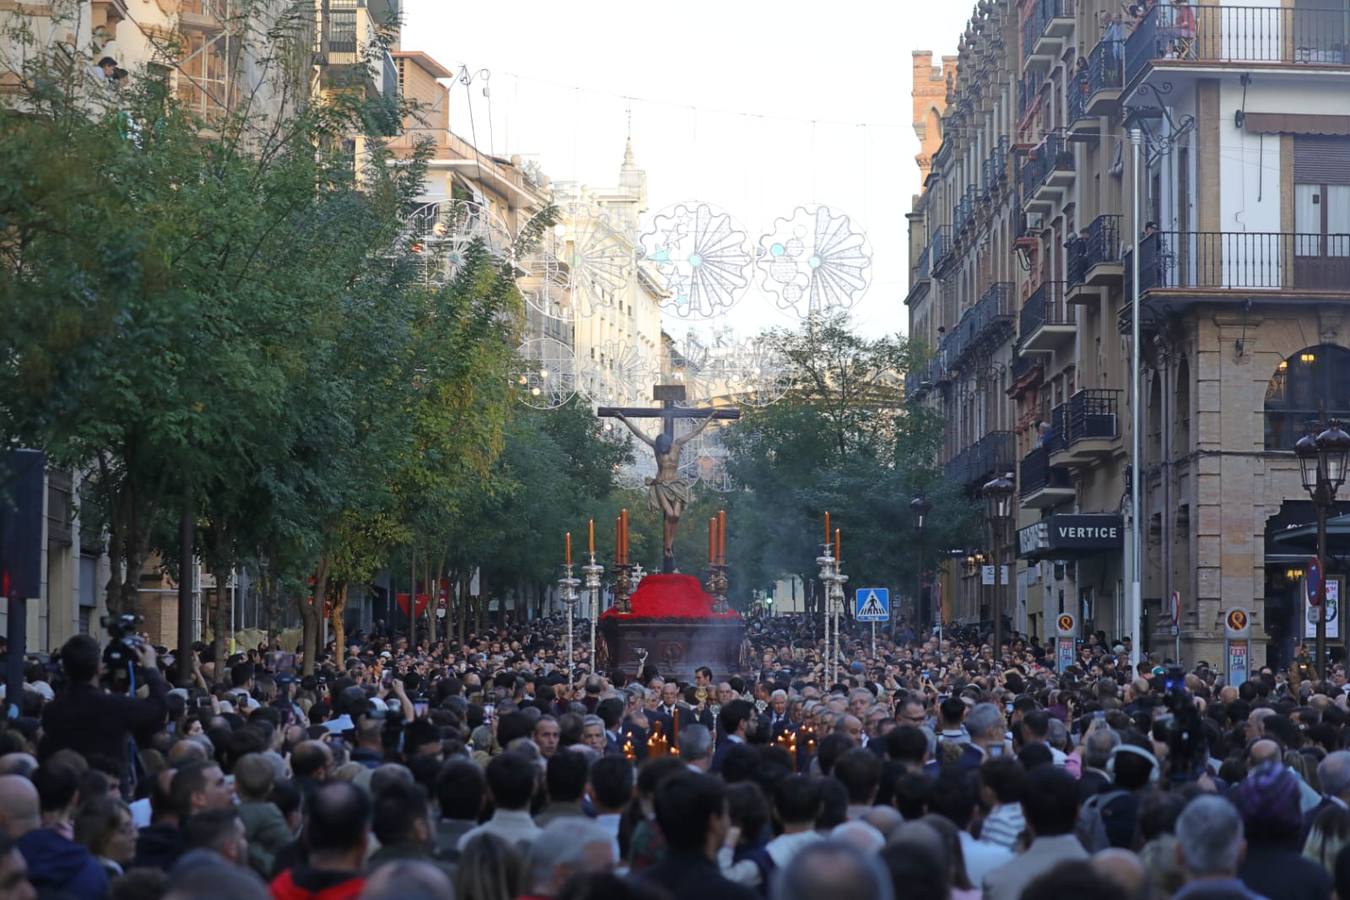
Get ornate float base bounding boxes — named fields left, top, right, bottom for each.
left=598, top=573, right=745, bottom=682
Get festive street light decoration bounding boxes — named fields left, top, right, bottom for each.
left=514, top=337, right=578, bottom=410
left=640, top=201, right=754, bottom=319
left=405, top=199, right=512, bottom=285
left=559, top=201, right=634, bottom=302
left=757, top=205, right=872, bottom=318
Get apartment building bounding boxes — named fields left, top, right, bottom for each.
left=912, top=0, right=1350, bottom=666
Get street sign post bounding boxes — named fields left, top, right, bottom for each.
left=1055, top=612, right=1076, bottom=673
left=856, top=588, right=890, bottom=659
left=1224, top=606, right=1252, bottom=687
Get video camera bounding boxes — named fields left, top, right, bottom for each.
left=101, top=612, right=145, bottom=677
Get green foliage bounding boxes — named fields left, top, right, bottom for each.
left=721, top=316, right=981, bottom=610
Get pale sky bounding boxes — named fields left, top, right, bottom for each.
left=403, top=0, right=972, bottom=339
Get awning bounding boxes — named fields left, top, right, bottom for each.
left=1243, top=113, right=1350, bottom=136
left=1018, top=513, right=1124, bottom=561
left=1270, top=513, right=1350, bottom=553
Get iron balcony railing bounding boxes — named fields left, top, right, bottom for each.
left=955, top=193, right=974, bottom=235
left=1020, top=281, right=1074, bottom=337
left=1020, top=131, right=1073, bottom=199
left=946, top=431, right=1015, bottom=491
left=947, top=283, right=1015, bottom=370
left=1019, top=70, right=1043, bottom=121
left=1051, top=389, right=1122, bottom=450
left=1023, top=0, right=1072, bottom=60
left=930, top=226, right=954, bottom=271
left=1019, top=445, right=1073, bottom=497
left=1069, top=38, right=1123, bottom=124
left=1067, top=214, right=1122, bottom=286
left=1010, top=342, right=1040, bottom=382
left=1126, top=4, right=1350, bottom=86
left=1125, top=231, right=1350, bottom=294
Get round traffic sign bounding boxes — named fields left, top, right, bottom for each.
left=1226, top=608, right=1247, bottom=632
left=1057, top=613, right=1075, bottom=634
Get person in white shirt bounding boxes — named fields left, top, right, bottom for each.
left=587, top=756, right=633, bottom=862
left=457, top=752, right=541, bottom=852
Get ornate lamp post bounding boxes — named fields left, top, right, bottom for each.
left=558, top=562, right=581, bottom=684
left=982, top=473, right=1015, bottom=662
left=582, top=553, right=603, bottom=674
left=1296, top=421, right=1350, bottom=680
left=911, top=494, right=932, bottom=644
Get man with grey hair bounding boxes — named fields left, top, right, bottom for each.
left=1305, top=749, right=1350, bottom=841
left=956, top=702, right=1008, bottom=771
left=524, top=818, right=616, bottom=898
left=771, top=840, right=894, bottom=900
left=680, top=724, right=714, bottom=773
left=1174, top=795, right=1262, bottom=900
left=1080, top=726, right=1121, bottom=801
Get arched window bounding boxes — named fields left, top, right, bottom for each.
left=1264, top=344, right=1350, bottom=450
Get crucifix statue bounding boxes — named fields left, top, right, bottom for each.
left=599, top=385, right=740, bottom=573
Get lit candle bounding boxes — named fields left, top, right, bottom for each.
left=616, top=517, right=622, bottom=565
left=565, top=532, right=572, bottom=566
left=824, top=511, right=831, bottom=548
left=620, top=508, right=629, bottom=565
left=709, top=518, right=716, bottom=564
left=718, top=510, right=726, bottom=565
left=834, top=528, right=841, bottom=563
left=588, top=519, right=595, bottom=555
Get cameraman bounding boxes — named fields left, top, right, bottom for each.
left=38, top=634, right=168, bottom=781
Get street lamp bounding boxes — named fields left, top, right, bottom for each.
left=982, top=473, right=1015, bottom=661
left=911, top=494, right=932, bottom=644
left=1296, top=421, right=1350, bottom=679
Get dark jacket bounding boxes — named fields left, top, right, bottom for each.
left=270, top=865, right=364, bottom=900
left=640, top=849, right=758, bottom=900
left=132, top=822, right=185, bottom=872
left=18, top=827, right=109, bottom=899
left=39, top=674, right=168, bottom=777
left=434, top=818, right=477, bottom=862
left=1238, top=843, right=1331, bottom=900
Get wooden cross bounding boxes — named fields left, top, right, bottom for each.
left=596, top=385, right=741, bottom=439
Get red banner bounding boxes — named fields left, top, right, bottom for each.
left=396, top=592, right=430, bottom=618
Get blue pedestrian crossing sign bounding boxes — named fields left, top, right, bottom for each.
left=855, top=588, right=890, bottom=622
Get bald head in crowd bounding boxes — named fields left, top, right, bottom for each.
left=0, top=776, right=39, bottom=838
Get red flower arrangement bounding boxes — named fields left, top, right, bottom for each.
left=600, top=574, right=741, bottom=621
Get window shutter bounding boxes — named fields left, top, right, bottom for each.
left=1295, top=136, right=1350, bottom=186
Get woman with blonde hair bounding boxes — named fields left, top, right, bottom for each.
left=1305, top=805, right=1350, bottom=875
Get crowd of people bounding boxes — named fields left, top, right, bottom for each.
left=0, top=612, right=1348, bottom=900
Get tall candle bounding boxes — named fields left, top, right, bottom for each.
left=824, top=511, right=831, bottom=548
left=708, top=518, right=716, bottom=564
left=620, top=508, right=629, bottom=565
left=565, top=532, right=572, bottom=566
left=834, top=528, right=841, bottom=563
left=588, top=519, right=595, bottom=555
left=616, top=517, right=622, bottom=565
left=718, top=509, right=726, bottom=565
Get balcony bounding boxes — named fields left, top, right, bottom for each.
left=1020, top=132, right=1074, bottom=213
left=946, top=431, right=1015, bottom=493
left=1066, top=214, right=1123, bottom=303
left=913, top=243, right=931, bottom=283
left=947, top=283, right=1016, bottom=371
left=954, top=193, right=974, bottom=237
left=1023, top=0, right=1075, bottom=74
left=1126, top=231, right=1350, bottom=297
left=1018, top=70, right=1044, bottom=125
left=1020, top=445, right=1074, bottom=507
left=1125, top=4, right=1350, bottom=100
left=906, top=354, right=947, bottom=402
left=1049, top=390, right=1122, bottom=465
left=1019, top=281, right=1075, bottom=353
left=318, top=0, right=400, bottom=101
left=930, top=225, right=956, bottom=275
left=1067, top=39, right=1123, bottom=137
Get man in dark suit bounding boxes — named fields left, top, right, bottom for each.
left=710, top=700, right=754, bottom=774
left=39, top=635, right=168, bottom=785
left=638, top=773, right=757, bottom=900
left=767, top=689, right=793, bottom=739
left=597, top=697, right=626, bottom=756
left=681, top=686, right=716, bottom=733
